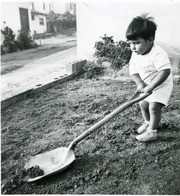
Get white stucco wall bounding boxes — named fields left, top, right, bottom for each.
left=1, top=2, right=31, bottom=37
left=1, top=2, right=48, bottom=38
left=77, top=0, right=180, bottom=60
left=31, top=14, right=47, bottom=34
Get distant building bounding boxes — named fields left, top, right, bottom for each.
left=1, top=2, right=31, bottom=44
left=30, top=2, right=48, bottom=35
left=1, top=2, right=76, bottom=44
left=65, top=2, right=76, bottom=15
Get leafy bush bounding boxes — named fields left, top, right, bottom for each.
left=94, top=34, right=132, bottom=78
left=83, top=61, right=105, bottom=79
left=1, top=26, right=18, bottom=54
left=1, top=26, right=38, bottom=54
left=16, top=29, right=38, bottom=50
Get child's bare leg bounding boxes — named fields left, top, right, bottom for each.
left=137, top=100, right=150, bottom=134
left=136, top=102, right=164, bottom=142
left=139, top=100, right=150, bottom=122
left=149, top=102, right=164, bottom=130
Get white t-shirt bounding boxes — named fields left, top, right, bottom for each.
left=129, top=44, right=172, bottom=85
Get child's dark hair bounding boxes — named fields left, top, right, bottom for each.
left=126, top=13, right=157, bottom=40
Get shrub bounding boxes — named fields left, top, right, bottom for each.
left=1, top=26, right=38, bottom=54
left=83, top=61, right=105, bottom=79
left=16, top=29, right=38, bottom=50
left=94, top=34, right=132, bottom=78
left=1, top=26, right=18, bottom=54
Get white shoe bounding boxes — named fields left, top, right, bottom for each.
left=137, top=121, right=149, bottom=134
left=136, top=129, right=157, bottom=142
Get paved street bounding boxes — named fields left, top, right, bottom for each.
left=1, top=46, right=77, bottom=101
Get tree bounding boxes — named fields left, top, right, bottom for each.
left=47, top=11, right=76, bottom=34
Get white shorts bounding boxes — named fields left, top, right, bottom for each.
left=144, top=79, right=173, bottom=106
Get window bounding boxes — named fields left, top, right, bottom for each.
left=39, top=18, right=44, bottom=25
left=43, top=3, right=45, bottom=10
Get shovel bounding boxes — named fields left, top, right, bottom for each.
left=25, top=91, right=150, bottom=182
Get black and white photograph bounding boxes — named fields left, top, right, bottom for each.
left=1, top=0, right=180, bottom=194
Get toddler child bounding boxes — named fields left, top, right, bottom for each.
left=126, top=14, right=173, bottom=142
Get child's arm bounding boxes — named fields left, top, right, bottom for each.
left=143, top=69, right=170, bottom=93
left=131, top=74, right=146, bottom=92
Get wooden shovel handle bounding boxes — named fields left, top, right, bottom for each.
left=68, top=91, right=150, bottom=149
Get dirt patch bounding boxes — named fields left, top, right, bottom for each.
left=1, top=77, right=180, bottom=194
left=25, top=166, right=44, bottom=179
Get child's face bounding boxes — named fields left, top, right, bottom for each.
left=128, top=37, right=153, bottom=55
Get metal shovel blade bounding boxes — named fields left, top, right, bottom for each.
left=25, top=147, right=75, bottom=182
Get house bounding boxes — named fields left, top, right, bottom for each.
left=1, top=2, right=32, bottom=44
left=1, top=2, right=76, bottom=44
left=1, top=2, right=53, bottom=37
left=30, top=2, right=49, bottom=35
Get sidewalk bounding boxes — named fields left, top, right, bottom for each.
left=1, top=46, right=77, bottom=102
